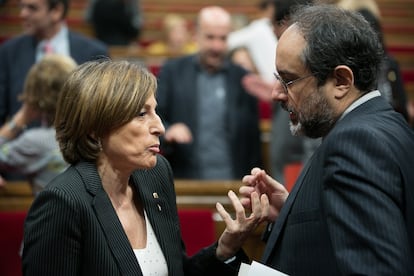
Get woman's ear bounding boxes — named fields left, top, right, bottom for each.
left=332, top=65, right=353, bottom=99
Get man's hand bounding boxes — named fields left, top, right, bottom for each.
left=240, top=168, right=288, bottom=222
left=242, top=74, right=274, bottom=103
left=164, top=123, right=193, bottom=144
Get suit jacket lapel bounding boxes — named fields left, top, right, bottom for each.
left=76, top=162, right=142, bottom=276
left=68, top=32, right=82, bottom=62
left=261, top=156, right=314, bottom=263
left=132, top=170, right=182, bottom=275
left=20, top=36, right=36, bottom=67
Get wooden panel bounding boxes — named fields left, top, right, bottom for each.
left=0, top=181, right=33, bottom=211
left=0, top=180, right=265, bottom=260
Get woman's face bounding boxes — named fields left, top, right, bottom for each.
left=100, top=95, right=165, bottom=173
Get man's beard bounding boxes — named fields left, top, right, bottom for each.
left=289, top=88, right=337, bottom=139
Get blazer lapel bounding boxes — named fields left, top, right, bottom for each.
left=19, top=36, right=36, bottom=68
left=76, top=162, right=142, bottom=276
left=93, top=190, right=143, bottom=276
left=261, top=156, right=314, bottom=263
left=132, top=170, right=182, bottom=275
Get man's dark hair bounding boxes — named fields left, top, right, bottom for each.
left=258, top=0, right=275, bottom=10
left=48, top=0, right=70, bottom=19
left=292, top=4, right=383, bottom=92
left=357, top=8, right=385, bottom=50
left=272, top=0, right=313, bottom=25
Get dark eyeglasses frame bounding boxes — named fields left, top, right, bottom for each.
left=273, top=72, right=318, bottom=94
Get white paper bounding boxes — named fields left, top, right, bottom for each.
left=238, top=263, right=251, bottom=276
left=238, top=261, right=289, bottom=276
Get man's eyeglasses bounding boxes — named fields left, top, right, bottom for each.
left=273, top=72, right=318, bottom=94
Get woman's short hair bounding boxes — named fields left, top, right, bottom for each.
left=55, top=59, right=157, bottom=164
left=19, top=54, right=77, bottom=124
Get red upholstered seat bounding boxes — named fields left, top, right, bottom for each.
left=284, top=162, right=303, bottom=192
left=0, top=210, right=215, bottom=271
left=259, top=100, right=272, bottom=120
left=148, top=65, right=161, bottom=76
left=0, top=211, right=26, bottom=276
left=178, top=209, right=215, bottom=256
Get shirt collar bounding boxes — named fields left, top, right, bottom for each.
left=49, top=24, right=69, bottom=54
left=338, top=90, right=381, bottom=121
left=36, top=24, right=70, bottom=61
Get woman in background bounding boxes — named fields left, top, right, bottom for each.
left=146, top=13, right=197, bottom=56
left=0, top=54, right=76, bottom=194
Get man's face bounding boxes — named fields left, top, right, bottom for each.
left=273, top=25, right=336, bottom=138
left=196, top=18, right=230, bottom=71
left=272, top=20, right=289, bottom=40
left=19, top=0, right=61, bottom=38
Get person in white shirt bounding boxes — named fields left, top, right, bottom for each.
left=228, top=0, right=277, bottom=84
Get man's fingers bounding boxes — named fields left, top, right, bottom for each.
left=259, top=194, right=270, bottom=222
left=250, top=191, right=261, bottom=218
left=227, top=190, right=246, bottom=221
left=239, top=197, right=252, bottom=210
left=239, top=185, right=255, bottom=195
left=215, top=202, right=233, bottom=225
left=250, top=167, right=262, bottom=175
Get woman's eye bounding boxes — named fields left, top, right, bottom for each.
left=138, top=111, right=146, bottom=117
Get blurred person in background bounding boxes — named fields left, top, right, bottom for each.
left=0, top=54, right=76, bottom=195
left=0, top=0, right=108, bottom=125
left=156, top=6, right=262, bottom=180
left=146, top=13, right=197, bottom=56
left=228, top=0, right=277, bottom=84
left=337, top=0, right=409, bottom=120
left=86, top=0, right=143, bottom=46
left=0, top=0, right=107, bottom=182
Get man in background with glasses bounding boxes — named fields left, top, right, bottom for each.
left=240, top=4, right=414, bottom=275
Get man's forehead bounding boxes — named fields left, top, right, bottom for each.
left=20, top=0, right=49, bottom=9
left=20, top=0, right=46, bottom=5
left=277, top=26, right=305, bottom=55
left=276, top=26, right=306, bottom=72
left=279, top=23, right=302, bottom=43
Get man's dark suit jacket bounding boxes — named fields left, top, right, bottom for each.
left=0, top=32, right=108, bottom=124
left=156, top=55, right=262, bottom=179
left=23, top=155, right=246, bottom=275
left=262, top=96, right=414, bottom=275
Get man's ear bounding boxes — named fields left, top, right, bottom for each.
left=332, top=65, right=353, bottom=99
left=50, top=2, right=65, bottom=22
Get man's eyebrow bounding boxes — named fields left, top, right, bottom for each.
left=276, top=69, right=297, bottom=77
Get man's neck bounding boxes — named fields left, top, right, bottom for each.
left=36, top=21, right=64, bottom=41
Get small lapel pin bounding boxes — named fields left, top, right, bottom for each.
left=153, top=192, right=159, bottom=199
